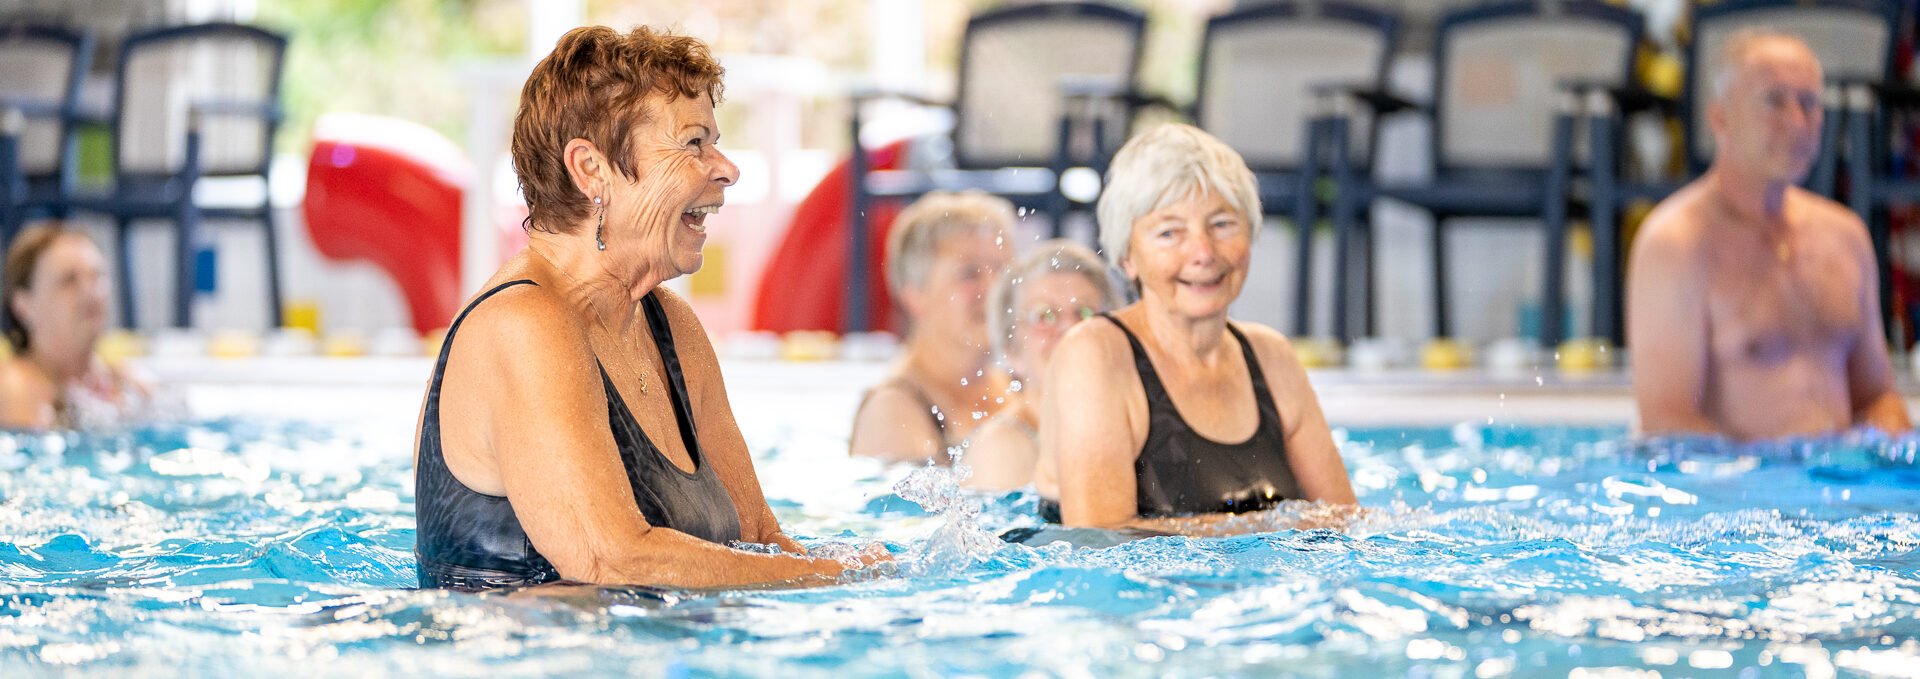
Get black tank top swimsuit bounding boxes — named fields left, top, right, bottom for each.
left=415, top=280, right=742, bottom=591
left=1040, top=315, right=1303, bottom=523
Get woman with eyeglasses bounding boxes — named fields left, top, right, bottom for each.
left=1039, top=124, right=1356, bottom=533
left=962, top=240, right=1118, bottom=490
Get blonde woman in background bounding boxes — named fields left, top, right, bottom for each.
left=963, top=240, right=1118, bottom=489
left=849, top=190, right=1014, bottom=464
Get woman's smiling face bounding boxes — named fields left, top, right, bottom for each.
left=601, top=92, right=739, bottom=281
left=1122, top=188, right=1251, bottom=321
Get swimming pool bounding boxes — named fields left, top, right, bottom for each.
left=4, top=361, right=1919, bottom=677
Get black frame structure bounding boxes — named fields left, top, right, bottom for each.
left=100, top=22, right=287, bottom=329
left=845, top=1, right=1147, bottom=333
left=1192, top=0, right=1399, bottom=337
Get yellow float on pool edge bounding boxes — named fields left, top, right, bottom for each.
left=780, top=331, right=839, bottom=361
left=323, top=331, right=368, bottom=358
left=94, top=329, right=146, bottom=363
left=1556, top=337, right=1613, bottom=373
left=1420, top=337, right=1471, bottom=371
left=422, top=328, right=448, bottom=358
left=1292, top=337, right=1344, bottom=368
left=209, top=330, right=261, bottom=358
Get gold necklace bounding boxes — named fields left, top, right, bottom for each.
left=535, top=246, right=653, bottom=395
left=595, top=309, right=652, bottom=396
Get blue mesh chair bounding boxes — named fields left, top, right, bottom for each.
left=1326, top=0, right=1642, bottom=345
left=846, top=2, right=1147, bottom=332
left=1194, top=1, right=1399, bottom=337
left=99, top=23, right=286, bottom=329
left=1582, top=0, right=1893, bottom=346
left=0, top=23, right=91, bottom=247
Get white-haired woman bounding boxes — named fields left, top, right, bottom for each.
left=963, top=240, right=1119, bottom=489
left=850, top=190, right=1014, bottom=464
left=1040, top=123, right=1356, bottom=531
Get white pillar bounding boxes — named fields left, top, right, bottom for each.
left=869, top=0, right=926, bottom=92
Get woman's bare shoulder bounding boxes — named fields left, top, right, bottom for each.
left=1229, top=320, right=1299, bottom=361
left=1055, top=314, right=1133, bottom=367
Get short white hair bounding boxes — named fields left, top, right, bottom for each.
left=883, top=190, right=1016, bottom=296
left=1710, top=29, right=1820, bottom=101
left=987, top=239, right=1119, bottom=363
left=1095, top=123, right=1262, bottom=268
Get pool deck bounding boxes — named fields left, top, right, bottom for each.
left=135, top=355, right=1920, bottom=433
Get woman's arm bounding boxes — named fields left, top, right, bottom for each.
left=650, top=288, right=864, bottom=555
left=1243, top=324, right=1356, bottom=505
left=1046, top=320, right=1151, bottom=530
left=848, top=381, right=947, bottom=463
left=959, top=412, right=1039, bottom=490
left=450, top=287, right=852, bottom=586
left=0, top=359, right=55, bottom=430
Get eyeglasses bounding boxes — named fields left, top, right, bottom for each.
left=1024, top=305, right=1097, bottom=326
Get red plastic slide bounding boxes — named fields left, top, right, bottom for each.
left=751, top=140, right=911, bottom=334
left=303, top=114, right=473, bottom=335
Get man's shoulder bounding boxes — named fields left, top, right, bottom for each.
left=1638, top=183, right=1716, bottom=250
left=1790, top=188, right=1868, bottom=230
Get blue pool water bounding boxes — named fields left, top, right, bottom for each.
left=4, top=416, right=1919, bottom=677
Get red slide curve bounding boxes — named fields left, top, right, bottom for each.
left=303, top=114, right=473, bottom=335
left=751, top=140, right=911, bottom=334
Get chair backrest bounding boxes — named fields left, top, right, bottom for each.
left=952, top=2, right=1145, bottom=169
left=1197, top=1, right=1398, bottom=169
left=1433, top=0, right=1642, bottom=170
left=114, top=23, right=285, bottom=178
left=0, top=24, right=90, bottom=177
left=1683, top=0, right=1897, bottom=173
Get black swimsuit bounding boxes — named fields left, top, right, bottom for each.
left=415, top=280, right=742, bottom=591
left=1041, top=315, right=1303, bottom=522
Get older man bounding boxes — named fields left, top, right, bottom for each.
left=1627, top=30, right=1909, bottom=440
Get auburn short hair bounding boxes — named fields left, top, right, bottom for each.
left=510, top=26, right=724, bottom=233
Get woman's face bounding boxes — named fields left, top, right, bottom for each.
left=1122, top=188, right=1251, bottom=321
left=907, top=228, right=1009, bottom=350
left=602, top=92, right=739, bottom=281
left=1007, top=270, right=1106, bottom=387
left=13, top=234, right=109, bottom=354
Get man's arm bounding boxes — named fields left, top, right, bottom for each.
left=1627, top=215, right=1720, bottom=436
left=1839, top=216, right=1912, bottom=434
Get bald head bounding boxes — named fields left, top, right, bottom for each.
left=1711, top=30, right=1822, bottom=102
left=1706, top=30, right=1824, bottom=183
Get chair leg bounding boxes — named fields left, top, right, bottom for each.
left=1590, top=112, right=1623, bottom=346
left=173, top=203, right=200, bottom=329
left=261, top=205, right=285, bottom=328
left=1431, top=217, right=1450, bottom=339
left=116, top=216, right=138, bottom=329
left=846, top=112, right=871, bottom=335
left=1290, top=190, right=1316, bottom=337
left=1541, top=113, right=1575, bottom=347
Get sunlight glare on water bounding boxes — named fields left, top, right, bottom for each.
left=2, top=415, right=1918, bottom=677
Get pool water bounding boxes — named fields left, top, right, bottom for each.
left=4, top=414, right=1919, bottom=677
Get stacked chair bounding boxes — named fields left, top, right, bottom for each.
left=845, top=1, right=1148, bottom=332
left=1192, top=1, right=1399, bottom=336
left=99, top=22, right=288, bottom=329
left=0, top=20, right=287, bottom=330
left=1325, top=0, right=1642, bottom=345
left=0, top=23, right=90, bottom=248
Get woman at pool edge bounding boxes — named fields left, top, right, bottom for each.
left=415, top=26, right=884, bottom=591
left=1039, top=123, right=1357, bottom=532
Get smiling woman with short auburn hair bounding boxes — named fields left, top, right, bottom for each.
left=1039, top=123, right=1357, bottom=534
left=413, top=26, right=885, bottom=591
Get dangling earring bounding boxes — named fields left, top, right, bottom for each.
left=594, top=196, right=606, bottom=251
